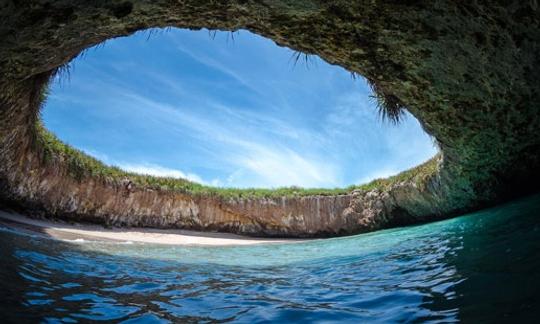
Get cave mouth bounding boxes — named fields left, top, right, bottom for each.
left=3, top=1, right=537, bottom=236
left=41, top=27, right=436, bottom=190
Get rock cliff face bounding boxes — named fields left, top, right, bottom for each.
left=0, top=1, right=539, bottom=237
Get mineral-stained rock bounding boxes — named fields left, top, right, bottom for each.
left=0, top=1, right=539, bottom=237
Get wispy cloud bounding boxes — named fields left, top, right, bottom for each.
left=355, top=168, right=400, bottom=185
left=72, top=87, right=340, bottom=188
left=119, top=163, right=205, bottom=183
left=79, top=147, right=220, bottom=186
left=232, top=147, right=339, bottom=188
left=116, top=91, right=340, bottom=188
left=172, top=39, right=265, bottom=98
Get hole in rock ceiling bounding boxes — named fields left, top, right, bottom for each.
left=43, top=28, right=437, bottom=189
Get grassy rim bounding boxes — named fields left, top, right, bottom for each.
left=33, top=59, right=438, bottom=199
left=35, top=121, right=439, bottom=199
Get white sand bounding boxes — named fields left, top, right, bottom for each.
left=0, top=210, right=304, bottom=246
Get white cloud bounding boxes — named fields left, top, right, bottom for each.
left=355, top=168, right=400, bottom=186
left=231, top=147, right=339, bottom=188
left=173, top=41, right=265, bottom=97
left=79, top=147, right=217, bottom=185
left=82, top=146, right=335, bottom=189
left=109, top=91, right=341, bottom=188
left=118, top=163, right=205, bottom=183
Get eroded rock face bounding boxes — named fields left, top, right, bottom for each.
left=0, top=1, right=539, bottom=237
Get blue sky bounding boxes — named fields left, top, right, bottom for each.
left=43, top=28, right=437, bottom=189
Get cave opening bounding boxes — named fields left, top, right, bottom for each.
left=40, top=27, right=437, bottom=190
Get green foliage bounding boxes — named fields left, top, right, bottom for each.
left=36, top=121, right=126, bottom=181
left=353, top=157, right=439, bottom=192
left=367, top=79, right=405, bottom=124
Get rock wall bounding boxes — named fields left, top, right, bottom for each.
left=0, top=1, right=539, bottom=237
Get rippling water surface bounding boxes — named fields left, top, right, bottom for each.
left=1, top=194, right=540, bottom=322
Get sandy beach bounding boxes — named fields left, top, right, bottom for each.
left=0, top=210, right=303, bottom=246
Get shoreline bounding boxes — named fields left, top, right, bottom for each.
left=0, top=210, right=305, bottom=246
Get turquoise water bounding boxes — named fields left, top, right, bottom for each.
left=1, top=194, right=540, bottom=322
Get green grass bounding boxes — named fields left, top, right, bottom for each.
left=34, top=121, right=439, bottom=199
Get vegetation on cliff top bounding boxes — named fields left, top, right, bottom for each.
left=33, top=65, right=437, bottom=199
left=34, top=121, right=439, bottom=199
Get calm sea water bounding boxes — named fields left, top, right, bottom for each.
left=1, top=194, right=540, bottom=323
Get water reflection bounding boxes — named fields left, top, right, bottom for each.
left=1, top=194, right=540, bottom=322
